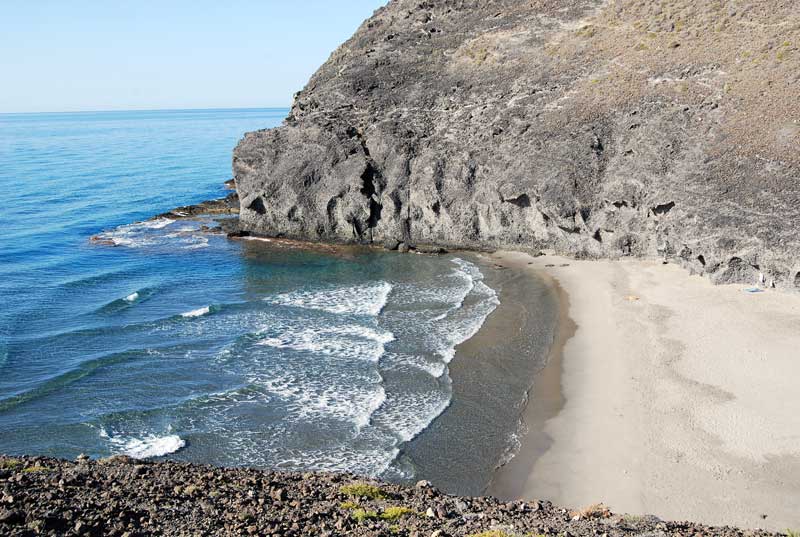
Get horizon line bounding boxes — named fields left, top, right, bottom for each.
left=0, top=105, right=292, bottom=116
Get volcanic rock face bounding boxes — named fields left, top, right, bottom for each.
left=234, top=0, right=800, bottom=289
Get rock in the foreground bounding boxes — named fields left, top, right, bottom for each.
left=233, top=0, right=800, bottom=290
left=0, top=456, right=785, bottom=536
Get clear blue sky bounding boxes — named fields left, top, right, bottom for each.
left=0, top=1, right=387, bottom=113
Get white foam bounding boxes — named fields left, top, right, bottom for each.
left=259, top=371, right=386, bottom=430
left=181, top=306, right=211, bottom=318
left=367, top=259, right=499, bottom=447
left=435, top=298, right=499, bottom=363
left=124, top=292, right=139, bottom=303
left=183, top=236, right=209, bottom=249
left=388, top=353, right=447, bottom=378
left=93, top=218, right=215, bottom=250
left=451, top=257, right=483, bottom=279
left=496, top=423, right=528, bottom=468
left=267, top=281, right=392, bottom=316
left=101, top=429, right=185, bottom=459
left=143, top=218, right=175, bottom=230
left=372, top=388, right=452, bottom=443
left=272, top=445, right=399, bottom=477
left=258, top=323, right=394, bottom=363
left=390, top=257, right=479, bottom=318
left=429, top=259, right=500, bottom=363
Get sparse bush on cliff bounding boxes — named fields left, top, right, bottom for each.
left=0, top=458, right=21, bottom=470
left=380, top=506, right=416, bottom=521
left=351, top=508, right=379, bottom=523
left=468, top=531, right=512, bottom=537
left=21, top=464, right=51, bottom=473
left=340, top=482, right=387, bottom=500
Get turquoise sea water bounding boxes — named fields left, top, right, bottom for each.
left=0, top=109, right=516, bottom=487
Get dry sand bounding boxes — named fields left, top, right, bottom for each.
left=488, top=251, right=800, bottom=532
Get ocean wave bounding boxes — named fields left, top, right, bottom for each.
left=181, top=306, right=211, bottom=318
left=59, top=268, right=138, bottom=289
left=258, top=323, right=394, bottom=363
left=435, top=300, right=498, bottom=363
left=92, top=218, right=212, bottom=250
left=259, top=371, right=386, bottom=430
left=495, top=423, right=528, bottom=469
left=272, top=445, right=400, bottom=477
left=142, top=218, right=174, bottom=230
left=371, top=385, right=452, bottom=443
left=266, top=281, right=392, bottom=316
left=385, top=352, right=447, bottom=378
left=391, top=258, right=480, bottom=319
left=183, top=236, right=209, bottom=250
left=95, top=287, right=158, bottom=314
left=96, top=218, right=175, bottom=248
left=432, top=260, right=500, bottom=363
left=366, top=258, right=498, bottom=450
left=100, top=428, right=186, bottom=459
left=0, top=348, right=160, bottom=413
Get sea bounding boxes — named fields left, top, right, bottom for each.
left=0, top=108, right=556, bottom=494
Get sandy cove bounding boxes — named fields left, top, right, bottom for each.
left=488, top=251, right=800, bottom=532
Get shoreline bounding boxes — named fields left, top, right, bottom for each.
left=488, top=251, right=800, bottom=532
left=397, top=251, right=559, bottom=496
left=486, top=267, right=573, bottom=497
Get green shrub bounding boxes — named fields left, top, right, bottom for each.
left=339, top=501, right=359, bottom=510
left=22, top=465, right=51, bottom=473
left=351, top=508, right=378, bottom=523
left=0, top=459, right=21, bottom=470
left=340, top=482, right=386, bottom=500
left=380, top=506, right=416, bottom=521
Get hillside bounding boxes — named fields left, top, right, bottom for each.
left=233, top=0, right=799, bottom=289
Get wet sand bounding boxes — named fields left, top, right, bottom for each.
left=489, top=251, right=800, bottom=532
left=402, top=253, right=559, bottom=496
left=486, top=270, right=573, bottom=497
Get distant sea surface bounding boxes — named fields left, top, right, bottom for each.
left=0, top=109, right=554, bottom=492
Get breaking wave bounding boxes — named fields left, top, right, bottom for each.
left=257, top=323, right=394, bottom=363
left=92, top=218, right=212, bottom=250
left=181, top=306, right=211, bottom=318
left=101, top=428, right=186, bottom=459
left=266, top=281, right=392, bottom=316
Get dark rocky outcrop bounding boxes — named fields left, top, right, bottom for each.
left=155, top=191, right=240, bottom=220
left=0, top=455, right=783, bottom=536
left=234, top=0, right=800, bottom=290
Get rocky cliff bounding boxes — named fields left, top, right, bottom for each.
left=233, top=0, right=800, bottom=290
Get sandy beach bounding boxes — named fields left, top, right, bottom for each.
left=489, top=251, right=800, bottom=532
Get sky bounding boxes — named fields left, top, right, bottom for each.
left=0, top=1, right=387, bottom=113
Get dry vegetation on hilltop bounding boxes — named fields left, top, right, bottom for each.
left=553, top=0, right=800, bottom=161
